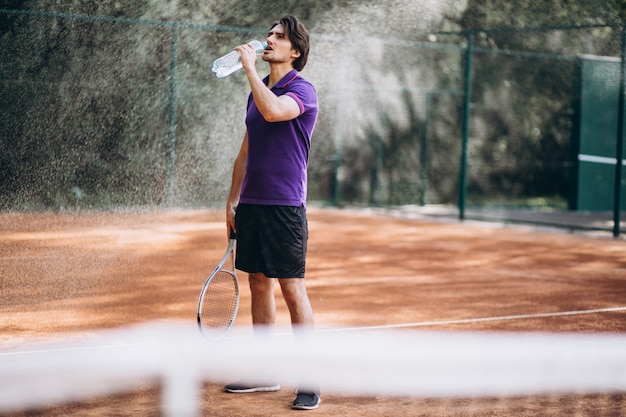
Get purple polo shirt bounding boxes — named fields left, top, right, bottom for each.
left=239, top=70, right=318, bottom=207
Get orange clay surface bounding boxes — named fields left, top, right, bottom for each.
left=1, top=207, right=625, bottom=416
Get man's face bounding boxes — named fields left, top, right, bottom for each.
left=263, top=23, right=300, bottom=64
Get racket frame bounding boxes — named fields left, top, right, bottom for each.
left=196, top=233, right=239, bottom=339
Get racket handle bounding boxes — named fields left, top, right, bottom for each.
left=229, top=228, right=236, bottom=240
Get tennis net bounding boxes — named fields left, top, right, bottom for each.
left=0, top=321, right=624, bottom=416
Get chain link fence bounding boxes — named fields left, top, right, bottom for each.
left=1, top=8, right=624, bottom=235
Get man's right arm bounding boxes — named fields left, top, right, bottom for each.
left=226, top=131, right=248, bottom=236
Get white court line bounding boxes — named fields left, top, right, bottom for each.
left=317, top=306, right=626, bottom=333
left=493, top=269, right=581, bottom=284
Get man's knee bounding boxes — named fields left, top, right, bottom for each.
left=249, top=272, right=273, bottom=294
left=279, top=278, right=307, bottom=302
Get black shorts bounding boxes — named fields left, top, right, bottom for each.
left=234, top=203, right=308, bottom=278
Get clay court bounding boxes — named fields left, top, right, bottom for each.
left=1, top=207, right=626, bottom=416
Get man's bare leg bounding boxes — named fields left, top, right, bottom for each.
left=279, top=276, right=319, bottom=405
left=223, top=272, right=281, bottom=393
left=278, top=277, right=314, bottom=332
left=248, top=272, right=276, bottom=337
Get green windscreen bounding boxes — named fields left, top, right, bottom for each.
left=573, top=55, right=626, bottom=211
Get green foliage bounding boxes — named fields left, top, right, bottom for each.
left=1, top=8, right=172, bottom=209
left=454, top=0, right=622, bottom=28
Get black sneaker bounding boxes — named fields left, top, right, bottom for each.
left=224, top=380, right=281, bottom=393
left=292, top=390, right=321, bottom=410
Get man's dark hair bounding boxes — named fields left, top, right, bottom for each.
left=273, top=15, right=310, bottom=71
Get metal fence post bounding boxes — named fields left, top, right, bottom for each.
left=459, top=32, right=474, bottom=220
left=167, top=25, right=179, bottom=207
left=614, top=25, right=626, bottom=238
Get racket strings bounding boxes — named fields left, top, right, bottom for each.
left=199, top=270, right=238, bottom=337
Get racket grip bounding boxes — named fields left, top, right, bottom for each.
left=229, top=228, right=236, bottom=240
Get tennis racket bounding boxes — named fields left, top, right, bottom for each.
left=197, top=228, right=239, bottom=339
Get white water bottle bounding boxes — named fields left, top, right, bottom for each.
left=212, top=40, right=267, bottom=78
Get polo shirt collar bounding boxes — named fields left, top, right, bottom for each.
left=264, top=69, right=299, bottom=89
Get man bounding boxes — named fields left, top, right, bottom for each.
left=223, top=15, right=320, bottom=410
